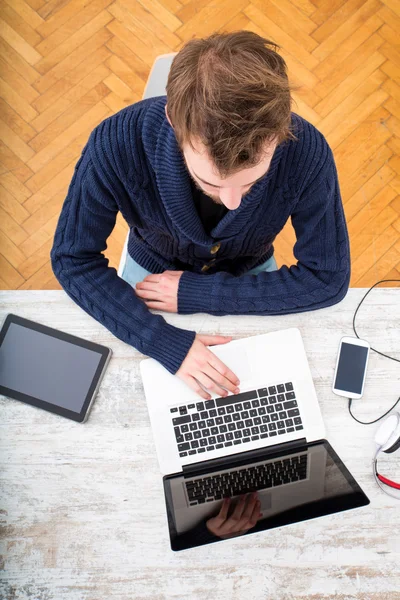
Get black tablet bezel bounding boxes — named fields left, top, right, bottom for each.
left=0, top=313, right=112, bottom=423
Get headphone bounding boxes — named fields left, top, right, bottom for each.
left=373, top=412, right=400, bottom=498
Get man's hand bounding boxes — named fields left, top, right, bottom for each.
left=206, top=493, right=262, bottom=539
left=135, top=270, right=183, bottom=313
left=177, top=334, right=240, bottom=399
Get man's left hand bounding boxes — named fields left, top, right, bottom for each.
left=135, top=270, right=184, bottom=313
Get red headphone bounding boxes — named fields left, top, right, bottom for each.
left=373, top=412, right=400, bottom=498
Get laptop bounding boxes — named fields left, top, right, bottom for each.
left=140, top=328, right=369, bottom=550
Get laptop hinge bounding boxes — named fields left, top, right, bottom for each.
left=182, top=438, right=308, bottom=478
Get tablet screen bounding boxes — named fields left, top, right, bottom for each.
left=0, top=322, right=104, bottom=413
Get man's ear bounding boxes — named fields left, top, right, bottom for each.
left=165, top=104, right=173, bottom=128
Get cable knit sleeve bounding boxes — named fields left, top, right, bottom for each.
left=51, top=133, right=196, bottom=374
left=177, top=145, right=350, bottom=316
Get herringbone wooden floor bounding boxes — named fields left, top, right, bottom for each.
left=1, top=0, right=400, bottom=290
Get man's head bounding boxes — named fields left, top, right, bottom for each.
left=165, top=31, right=299, bottom=210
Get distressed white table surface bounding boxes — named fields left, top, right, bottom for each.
left=0, top=290, right=399, bottom=600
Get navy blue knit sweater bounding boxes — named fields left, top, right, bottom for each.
left=51, top=96, right=350, bottom=374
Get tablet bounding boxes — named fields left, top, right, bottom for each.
left=0, top=314, right=112, bottom=422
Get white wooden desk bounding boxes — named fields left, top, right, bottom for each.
left=0, top=290, right=399, bottom=600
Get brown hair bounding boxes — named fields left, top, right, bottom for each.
left=165, top=31, right=300, bottom=178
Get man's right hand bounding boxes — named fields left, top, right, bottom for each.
left=176, top=334, right=240, bottom=399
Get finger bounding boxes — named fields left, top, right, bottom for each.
left=228, top=494, right=248, bottom=524
left=135, top=288, right=162, bottom=300
left=141, top=274, right=161, bottom=283
left=214, top=497, right=231, bottom=525
left=246, top=499, right=261, bottom=528
left=195, top=372, right=230, bottom=398
left=206, top=356, right=240, bottom=390
left=135, top=282, right=160, bottom=291
left=240, top=492, right=258, bottom=522
left=226, top=495, right=258, bottom=534
left=204, top=363, right=240, bottom=395
left=197, top=335, right=233, bottom=346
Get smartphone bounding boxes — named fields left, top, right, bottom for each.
left=332, top=336, right=370, bottom=399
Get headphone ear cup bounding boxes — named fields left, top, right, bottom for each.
left=375, top=413, right=400, bottom=450
left=384, top=436, right=400, bottom=454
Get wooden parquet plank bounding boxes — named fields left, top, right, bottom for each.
left=0, top=55, right=40, bottom=106
left=250, top=0, right=318, bottom=53
left=0, top=230, right=27, bottom=268
left=176, top=0, right=248, bottom=43
left=0, top=36, right=40, bottom=84
left=348, top=207, right=399, bottom=263
left=312, top=0, right=369, bottom=41
left=108, top=3, right=175, bottom=57
left=0, top=0, right=399, bottom=290
left=176, top=0, right=211, bottom=24
left=16, top=237, right=55, bottom=281
left=0, top=184, right=30, bottom=222
left=32, top=47, right=112, bottom=117
left=106, top=17, right=162, bottom=68
left=312, top=0, right=382, bottom=64
left=378, top=4, right=400, bottom=32
left=340, top=144, right=393, bottom=202
left=354, top=245, right=400, bottom=286
left=380, top=0, right=400, bottom=19
left=0, top=206, right=28, bottom=246
left=314, top=52, right=387, bottom=119
left=27, top=101, right=110, bottom=173
left=0, top=75, right=38, bottom=122
left=157, top=0, right=184, bottom=13
left=335, top=107, right=392, bottom=173
left=133, top=0, right=183, bottom=32
left=34, top=28, right=114, bottom=95
left=347, top=188, right=398, bottom=239
left=344, top=164, right=396, bottom=222
left=35, top=0, right=113, bottom=58
left=222, top=12, right=251, bottom=35
left=0, top=169, right=31, bottom=204
left=0, top=15, right=42, bottom=65
left=350, top=224, right=399, bottom=283
left=25, top=130, right=98, bottom=199
left=0, top=117, right=34, bottom=165
left=35, top=11, right=114, bottom=76
left=244, top=4, right=319, bottom=71
left=30, top=76, right=111, bottom=154
left=19, top=214, right=60, bottom=258
left=36, top=0, right=95, bottom=38
left=17, top=260, right=57, bottom=290
left=0, top=254, right=25, bottom=288
left=268, top=0, right=317, bottom=35
left=313, top=14, right=383, bottom=82
left=21, top=191, right=66, bottom=237
left=314, top=33, right=384, bottom=98
left=319, top=74, right=388, bottom=146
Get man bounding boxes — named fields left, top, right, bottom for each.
left=51, top=31, right=350, bottom=402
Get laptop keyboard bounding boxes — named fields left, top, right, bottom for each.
left=185, top=453, right=308, bottom=505
left=170, top=382, right=304, bottom=459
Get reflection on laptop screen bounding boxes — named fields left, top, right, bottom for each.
left=164, top=440, right=369, bottom=551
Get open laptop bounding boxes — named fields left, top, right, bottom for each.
left=140, top=328, right=369, bottom=550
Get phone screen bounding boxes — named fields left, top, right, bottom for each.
left=334, top=342, right=369, bottom=394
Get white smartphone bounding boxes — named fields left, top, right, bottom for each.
left=332, top=336, right=370, bottom=399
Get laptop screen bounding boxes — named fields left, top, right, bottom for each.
left=163, top=440, right=369, bottom=551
